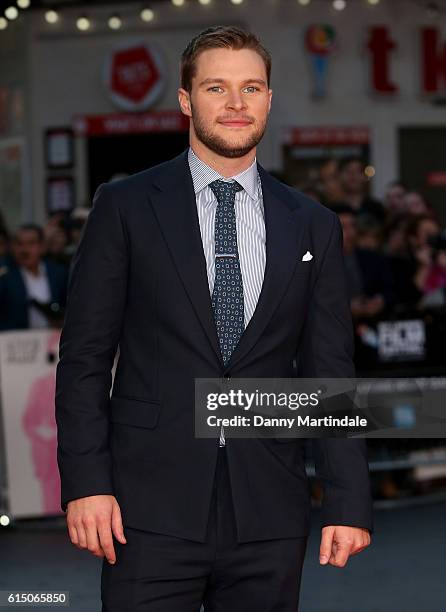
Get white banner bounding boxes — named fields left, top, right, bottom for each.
left=0, top=329, right=63, bottom=518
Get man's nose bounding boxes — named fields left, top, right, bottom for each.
left=226, top=91, right=247, bottom=110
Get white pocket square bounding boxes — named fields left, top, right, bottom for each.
left=301, top=250, right=313, bottom=262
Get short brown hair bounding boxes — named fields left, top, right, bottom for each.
left=180, top=25, right=271, bottom=93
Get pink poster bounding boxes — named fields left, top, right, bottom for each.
left=0, top=330, right=63, bottom=517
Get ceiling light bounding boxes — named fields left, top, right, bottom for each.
left=171, top=0, right=185, bottom=6
left=230, top=0, right=244, bottom=4
left=17, top=0, right=31, bottom=8
left=5, top=6, right=19, bottom=20
left=297, top=0, right=311, bottom=5
left=108, top=15, right=122, bottom=30
left=198, top=0, right=212, bottom=5
left=367, top=0, right=380, bottom=4
left=45, top=9, right=59, bottom=24
left=140, top=7, right=155, bottom=21
left=333, top=0, right=346, bottom=10
left=76, top=16, right=91, bottom=31
left=0, top=514, right=10, bottom=526
left=0, top=17, right=8, bottom=29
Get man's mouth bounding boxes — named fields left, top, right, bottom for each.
left=218, top=119, right=253, bottom=127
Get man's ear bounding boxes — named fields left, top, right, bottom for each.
left=268, top=89, right=273, bottom=113
left=178, top=88, right=192, bottom=117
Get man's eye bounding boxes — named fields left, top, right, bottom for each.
left=208, top=86, right=223, bottom=93
left=244, top=86, right=259, bottom=93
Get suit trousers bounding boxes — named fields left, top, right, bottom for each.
left=101, top=446, right=308, bottom=612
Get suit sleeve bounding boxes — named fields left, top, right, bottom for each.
left=296, top=212, right=373, bottom=533
left=55, top=183, right=128, bottom=512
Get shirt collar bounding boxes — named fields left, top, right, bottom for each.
left=188, top=146, right=259, bottom=201
left=22, top=260, right=46, bottom=278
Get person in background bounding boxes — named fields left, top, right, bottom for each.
left=423, top=231, right=446, bottom=294
left=407, top=215, right=441, bottom=250
left=387, top=214, right=440, bottom=311
left=0, top=223, right=68, bottom=331
left=66, top=207, right=89, bottom=252
left=419, top=231, right=446, bottom=309
left=403, top=191, right=431, bottom=217
left=356, top=213, right=384, bottom=251
left=384, top=181, right=406, bottom=216
left=384, top=214, right=409, bottom=259
left=338, top=157, right=386, bottom=223
left=44, top=216, right=71, bottom=268
left=406, top=214, right=441, bottom=295
left=319, top=158, right=344, bottom=204
left=332, top=204, right=395, bottom=321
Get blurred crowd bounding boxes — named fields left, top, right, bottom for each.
left=299, top=157, right=446, bottom=502
left=299, top=157, right=446, bottom=323
left=0, top=207, right=89, bottom=332
left=1, top=157, right=446, bottom=338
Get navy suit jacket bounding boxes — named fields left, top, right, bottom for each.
left=0, top=257, right=68, bottom=331
left=55, top=150, right=373, bottom=543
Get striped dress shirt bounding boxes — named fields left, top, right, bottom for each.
left=188, top=147, right=266, bottom=446
left=188, top=147, right=266, bottom=327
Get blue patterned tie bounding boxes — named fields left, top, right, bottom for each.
left=209, top=179, right=245, bottom=366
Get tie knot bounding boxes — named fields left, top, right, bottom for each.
left=209, top=179, right=243, bottom=202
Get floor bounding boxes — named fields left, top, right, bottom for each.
left=0, top=502, right=444, bottom=611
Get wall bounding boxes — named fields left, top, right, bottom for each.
left=9, top=0, right=446, bottom=223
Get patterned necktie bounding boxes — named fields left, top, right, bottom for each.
left=209, top=179, right=245, bottom=366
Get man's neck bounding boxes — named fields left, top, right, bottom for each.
left=23, top=263, right=41, bottom=276
left=190, top=138, right=256, bottom=178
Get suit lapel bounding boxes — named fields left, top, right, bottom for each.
left=224, top=165, right=306, bottom=371
left=148, top=152, right=306, bottom=373
left=148, top=151, right=224, bottom=367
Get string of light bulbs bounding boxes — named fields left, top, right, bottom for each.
left=0, top=0, right=444, bottom=34
left=0, top=0, right=31, bottom=31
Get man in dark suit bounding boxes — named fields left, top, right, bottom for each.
left=0, top=224, right=67, bottom=331
left=332, top=204, right=396, bottom=320
left=56, top=26, right=372, bottom=612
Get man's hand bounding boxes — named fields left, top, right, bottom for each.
left=66, top=495, right=126, bottom=564
left=319, top=525, right=371, bottom=568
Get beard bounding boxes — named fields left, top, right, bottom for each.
left=190, top=103, right=267, bottom=159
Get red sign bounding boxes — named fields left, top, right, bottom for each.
left=284, top=126, right=370, bottom=146
left=104, top=42, right=166, bottom=111
left=73, top=111, right=189, bottom=136
left=367, top=27, right=399, bottom=94
left=366, top=26, right=446, bottom=97
left=111, top=46, right=160, bottom=104
left=421, top=28, right=446, bottom=94
left=427, top=171, right=446, bottom=187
